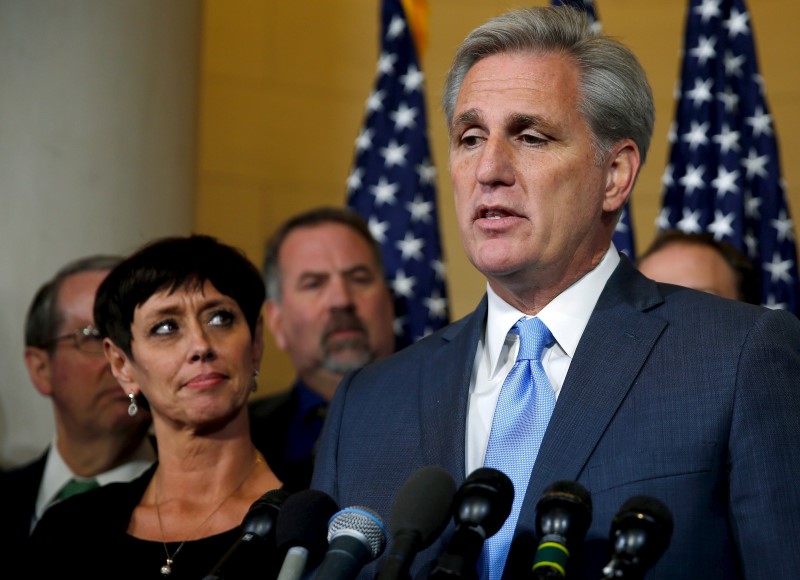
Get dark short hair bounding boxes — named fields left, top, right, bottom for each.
left=25, top=255, right=122, bottom=354
left=94, top=234, right=265, bottom=357
left=638, top=230, right=760, bottom=304
left=443, top=6, right=654, bottom=166
left=262, top=206, right=384, bottom=302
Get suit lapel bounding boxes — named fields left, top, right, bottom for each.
left=420, top=297, right=488, bottom=481
left=520, top=259, right=667, bottom=523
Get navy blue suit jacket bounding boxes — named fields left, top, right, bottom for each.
left=311, top=258, right=800, bottom=579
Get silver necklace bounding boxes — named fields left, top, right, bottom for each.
left=153, top=453, right=261, bottom=576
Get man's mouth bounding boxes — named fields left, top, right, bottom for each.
left=477, top=206, right=519, bottom=220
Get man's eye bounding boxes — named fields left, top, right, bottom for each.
left=352, top=275, right=375, bottom=285
left=520, top=133, right=546, bottom=145
left=460, top=134, right=483, bottom=147
left=299, top=278, right=325, bottom=291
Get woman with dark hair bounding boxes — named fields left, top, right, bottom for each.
left=30, top=235, right=284, bottom=579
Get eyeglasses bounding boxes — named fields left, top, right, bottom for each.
left=45, top=325, right=105, bottom=355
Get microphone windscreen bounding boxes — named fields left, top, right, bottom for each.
left=390, top=465, right=456, bottom=546
left=276, top=489, right=340, bottom=567
left=242, top=488, right=291, bottom=538
left=456, top=467, right=514, bottom=537
left=539, top=480, right=591, bottom=510
left=329, top=506, right=387, bottom=560
left=609, top=495, right=674, bottom=571
left=616, top=496, right=673, bottom=529
left=536, top=480, right=592, bottom=542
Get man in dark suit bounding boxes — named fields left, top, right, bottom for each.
left=0, top=256, right=155, bottom=553
left=249, top=207, right=395, bottom=490
left=311, top=6, right=800, bottom=579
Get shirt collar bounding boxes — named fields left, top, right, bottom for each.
left=485, top=244, right=620, bottom=374
left=36, top=436, right=156, bottom=523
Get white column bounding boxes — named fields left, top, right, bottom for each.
left=0, top=0, right=199, bottom=467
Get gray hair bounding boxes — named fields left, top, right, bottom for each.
left=25, top=255, right=122, bottom=353
left=442, top=6, right=654, bottom=165
left=263, top=206, right=385, bottom=302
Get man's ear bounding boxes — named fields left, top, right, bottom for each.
left=104, top=339, right=139, bottom=396
left=264, top=300, right=288, bottom=352
left=603, top=139, right=640, bottom=214
left=24, top=346, right=54, bottom=397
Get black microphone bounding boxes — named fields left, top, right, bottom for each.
left=530, top=480, right=592, bottom=579
left=203, top=488, right=291, bottom=580
left=275, top=489, right=339, bottom=580
left=428, top=467, right=514, bottom=580
left=376, top=465, right=457, bottom=580
left=314, top=505, right=387, bottom=580
left=601, top=495, right=674, bottom=580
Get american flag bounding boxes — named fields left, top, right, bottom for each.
left=346, top=0, right=449, bottom=349
left=552, top=0, right=637, bottom=259
left=659, top=0, right=799, bottom=312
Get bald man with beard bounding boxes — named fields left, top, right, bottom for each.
left=249, top=207, right=396, bottom=490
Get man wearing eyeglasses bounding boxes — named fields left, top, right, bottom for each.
left=0, top=255, right=155, bottom=553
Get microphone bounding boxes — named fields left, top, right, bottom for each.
left=428, top=467, right=514, bottom=580
left=376, top=465, right=457, bottom=580
left=530, top=480, right=592, bottom=579
left=203, top=487, right=291, bottom=580
left=601, top=495, right=674, bottom=580
left=275, top=489, right=339, bottom=580
left=314, top=505, right=387, bottom=580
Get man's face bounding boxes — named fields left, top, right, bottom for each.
left=638, top=242, right=741, bottom=300
left=448, top=51, right=632, bottom=299
left=29, top=271, right=149, bottom=438
left=266, top=223, right=395, bottom=389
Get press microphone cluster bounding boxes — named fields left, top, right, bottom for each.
left=199, top=467, right=673, bottom=580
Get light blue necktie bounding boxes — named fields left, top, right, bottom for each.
left=482, top=317, right=557, bottom=580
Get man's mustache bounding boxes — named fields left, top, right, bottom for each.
left=322, top=311, right=368, bottom=342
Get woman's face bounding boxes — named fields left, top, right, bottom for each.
left=108, top=280, right=262, bottom=430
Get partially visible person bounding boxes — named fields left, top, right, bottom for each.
left=0, top=256, right=155, bottom=555
left=311, top=6, right=800, bottom=580
left=637, top=230, right=759, bottom=303
left=29, top=235, right=283, bottom=579
left=249, top=206, right=395, bottom=489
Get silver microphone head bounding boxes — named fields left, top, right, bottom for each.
left=328, top=506, right=387, bottom=559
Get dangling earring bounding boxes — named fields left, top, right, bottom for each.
left=251, top=369, right=259, bottom=392
left=127, top=392, right=138, bottom=416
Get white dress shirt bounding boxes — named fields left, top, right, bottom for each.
left=465, top=245, right=620, bottom=475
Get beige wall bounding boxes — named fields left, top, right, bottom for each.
left=0, top=0, right=199, bottom=467
left=197, top=0, right=800, bottom=397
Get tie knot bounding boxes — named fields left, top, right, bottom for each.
left=513, top=317, right=554, bottom=362
left=57, top=477, right=100, bottom=501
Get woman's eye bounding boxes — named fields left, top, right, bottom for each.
left=151, top=320, right=177, bottom=336
left=208, top=310, right=235, bottom=327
